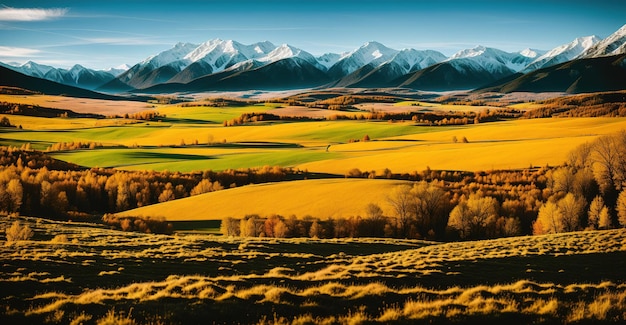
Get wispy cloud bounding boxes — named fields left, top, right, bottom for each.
left=0, top=6, right=68, bottom=21
left=180, top=27, right=310, bottom=32
left=78, top=37, right=170, bottom=46
left=0, top=46, right=40, bottom=57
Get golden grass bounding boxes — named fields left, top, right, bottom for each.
left=118, top=178, right=410, bottom=221
left=3, top=216, right=626, bottom=324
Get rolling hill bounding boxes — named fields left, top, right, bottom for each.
left=119, top=178, right=409, bottom=221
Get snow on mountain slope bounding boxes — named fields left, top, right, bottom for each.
left=6, top=61, right=55, bottom=78
left=581, top=24, right=626, bottom=58
left=328, top=41, right=399, bottom=77
left=258, top=44, right=323, bottom=69
left=519, top=48, right=544, bottom=59
left=183, top=39, right=276, bottom=73
left=140, top=42, right=198, bottom=68
left=103, top=64, right=130, bottom=77
left=39, top=64, right=116, bottom=90
left=523, top=36, right=600, bottom=72
left=446, top=46, right=532, bottom=73
left=389, top=49, right=447, bottom=74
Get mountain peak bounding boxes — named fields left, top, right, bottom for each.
left=361, top=41, right=386, bottom=48
left=341, top=41, right=397, bottom=61
left=141, top=42, right=198, bottom=68
left=580, top=25, right=626, bottom=58
left=70, top=64, right=85, bottom=71
left=519, top=48, right=544, bottom=58
left=449, top=46, right=496, bottom=59
left=574, top=35, right=601, bottom=48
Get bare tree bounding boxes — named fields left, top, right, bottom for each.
left=590, top=135, right=621, bottom=198
left=568, top=142, right=593, bottom=169
left=365, top=203, right=386, bottom=237
left=410, top=181, right=450, bottom=239
left=387, top=185, right=413, bottom=237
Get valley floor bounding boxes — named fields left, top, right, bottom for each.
left=1, top=216, right=625, bottom=324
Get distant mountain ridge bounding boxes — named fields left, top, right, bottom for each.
left=2, top=23, right=626, bottom=94
left=0, top=66, right=122, bottom=100
left=0, top=61, right=128, bottom=91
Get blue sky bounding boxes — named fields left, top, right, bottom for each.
left=1, top=0, right=624, bottom=69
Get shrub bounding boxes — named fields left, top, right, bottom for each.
left=5, top=220, right=33, bottom=242
left=50, top=234, right=69, bottom=244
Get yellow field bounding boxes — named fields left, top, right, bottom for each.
left=119, top=178, right=410, bottom=221
left=300, top=117, right=626, bottom=173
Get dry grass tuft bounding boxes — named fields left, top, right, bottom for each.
left=96, top=309, right=136, bottom=325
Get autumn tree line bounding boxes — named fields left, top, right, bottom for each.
left=522, top=91, right=626, bottom=118
left=224, top=109, right=523, bottom=128
left=0, top=146, right=300, bottom=220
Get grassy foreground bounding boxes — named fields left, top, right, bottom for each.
left=1, top=216, right=625, bottom=324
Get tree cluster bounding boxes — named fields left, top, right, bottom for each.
left=531, top=131, right=626, bottom=234
left=180, top=98, right=249, bottom=107
left=524, top=91, right=626, bottom=118
left=46, top=141, right=103, bottom=152
left=224, top=112, right=315, bottom=126
left=123, top=111, right=165, bottom=121
left=102, top=214, right=173, bottom=234
left=221, top=210, right=392, bottom=239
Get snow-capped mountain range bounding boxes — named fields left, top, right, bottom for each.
left=3, top=23, right=626, bottom=93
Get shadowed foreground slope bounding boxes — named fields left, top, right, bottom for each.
left=1, top=216, right=625, bottom=324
